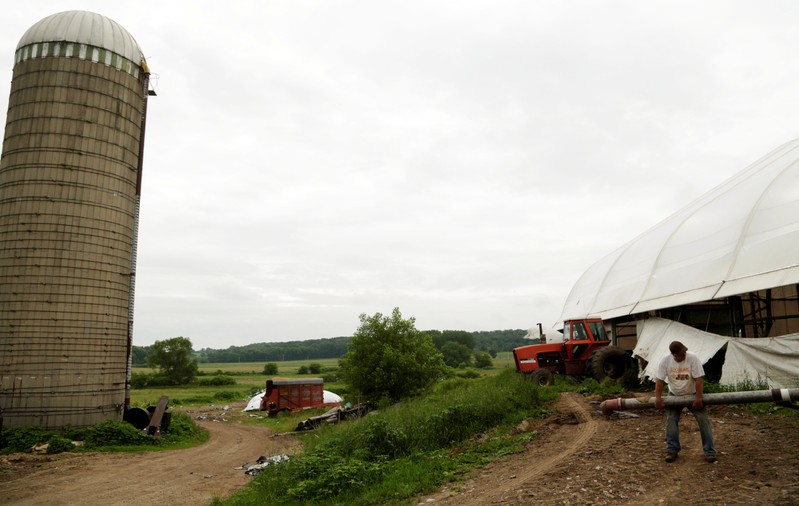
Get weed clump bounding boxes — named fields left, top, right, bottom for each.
left=85, top=420, right=150, bottom=448
left=46, top=435, right=74, bottom=454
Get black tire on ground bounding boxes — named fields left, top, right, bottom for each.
left=530, top=368, right=555, bottom=386
left=587, top=346, right=629, bottom=381
left=123, top=407, right=151, bottom=430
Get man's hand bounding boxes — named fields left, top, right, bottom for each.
left=654, top=378, right=666, bottom=410
left=693, top=377, right=704, bottom=410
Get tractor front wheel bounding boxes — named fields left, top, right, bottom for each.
left=530, top=368, right=555, bottom=386
left=587, top=346, right=629, bottom=381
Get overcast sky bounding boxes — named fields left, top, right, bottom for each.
left=2, top=1, right=798, bottom=349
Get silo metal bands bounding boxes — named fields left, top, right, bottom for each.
left=0, top=11, right=151, bottom=429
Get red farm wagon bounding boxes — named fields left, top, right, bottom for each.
left=259, top=378, right=338, bottom=416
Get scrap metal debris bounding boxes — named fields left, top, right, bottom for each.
left=235, top=454, right=290, bottom=476
left=294, top=404, right=369, bottom=432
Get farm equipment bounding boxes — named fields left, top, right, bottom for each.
left=513, top=318, right=630, bottom=385
left=259, top=378, right=339, bottom=417
left=600, top=388, right=799, bottom=414
left=294, top=403, right=370, bottom=431
left=122, top=395, right=171, bottom=435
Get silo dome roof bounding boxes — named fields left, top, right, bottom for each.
left=17, top=10, right=143, bottom=63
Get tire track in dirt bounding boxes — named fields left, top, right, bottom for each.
left=2, top=406, right=301, bottom=506
left=424, top=392, right=598, bottom=505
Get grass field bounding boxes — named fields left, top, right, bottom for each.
left=130, top=353, right=516, bottom=407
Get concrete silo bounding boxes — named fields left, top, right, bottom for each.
left=0, top=11, right=153, bottom=429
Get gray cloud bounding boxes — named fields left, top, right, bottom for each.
left=2, top=1, right=799, bottom=348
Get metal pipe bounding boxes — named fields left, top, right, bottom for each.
left=600, top=388, right=799, bottom=415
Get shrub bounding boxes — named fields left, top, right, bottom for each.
left=161, top=412, right=205, bottom=442
left=197, top=376, right=237, bottom=386
left=355, top=417, right=410, bottom=459
left=46, top=435, right=74, bottom=454
left=263, top=363, right=278, bottom=375
left=474, top=352, right=493, bottom=369
left=456, top=369, right=481, bottom=379
left=308, top=363, right=323, bottom=374
left=130, top=372, right=173, bottom=388
left=213, top=390, right=239, bottom=401
left=338, top=308, right=446, bottom=403
left=61, top=427, right=91, bottom=441
left=285, top=454, right=386, bottom=500
left=0, top=426, right=48, bottom=452
left=85, top=420, right=149, bottom=448
left=297, top=365, right=309, bottom=374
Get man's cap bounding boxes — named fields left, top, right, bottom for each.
left=669, top=341, right=688, bottom=355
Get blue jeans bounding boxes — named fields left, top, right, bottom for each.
left=665, top=403, right=716, bottom=455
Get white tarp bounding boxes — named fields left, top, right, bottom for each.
left=560, top=137, right=799, bottom=323
left=634, top=318, right=728, bottom=381
left=244, top=391, right=264, bottom=412
left=324, top=390, right=343, bottom=404
left=721, top=335, right=799, bottom=388
left=634, top=318, right=799, bottom=388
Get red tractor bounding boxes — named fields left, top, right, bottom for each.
left=513, top=318, right=629, bottom=385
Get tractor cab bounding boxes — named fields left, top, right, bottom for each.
left=561, top=319, right=609, bottom=375
left=513, top=318, right=624, bottom=384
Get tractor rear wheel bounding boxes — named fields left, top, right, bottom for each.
left=587, top=346, right=629, bottom=381
left=530, top=368, right=555, bottom=386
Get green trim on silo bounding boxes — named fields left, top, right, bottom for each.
left=15, top=41, right=142, bottom=78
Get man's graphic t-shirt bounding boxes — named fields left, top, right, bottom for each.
left=656, top=352, right=705, bottom=396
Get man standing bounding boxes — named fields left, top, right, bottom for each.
left=654, top=340, right=717, bottom=463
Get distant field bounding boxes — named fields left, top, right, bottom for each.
left=130, top=353, right=516, bottom=407
left=132, top=357, right=340, bottom=375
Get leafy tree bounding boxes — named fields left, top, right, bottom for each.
left=263, top=363, right=278, bottom=375
left=441, top=341, right=473, bottom=368
left=473, top=329, right=528, bottom=352
left=339, top=308, right=446, bottom=403
left=474, top=351, right=493, bottom=369
left=308, top=363, right=323, bottom=374
left=130, top=345, right=152, bottom=365
left=147, top=337, right=199, bottom=385
left=428, top=330, right=474, bottom=351
left=297, top=365, right=309, bottom=374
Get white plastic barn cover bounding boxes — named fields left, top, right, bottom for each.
left=560, top=137, right=799, bottom=322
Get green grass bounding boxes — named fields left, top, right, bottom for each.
left=131, top=355, right=515, bottom=408
left=216, top=369, right=558, bottom=506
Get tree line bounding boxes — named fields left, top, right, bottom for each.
left=131, top=328, right=529, bottom=366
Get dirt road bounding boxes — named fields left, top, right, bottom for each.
left=1, top=404, right=300, bottom=506
left=2, top=395, right=798, bottom=506
left=423, top=392, right=799, bottom=505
